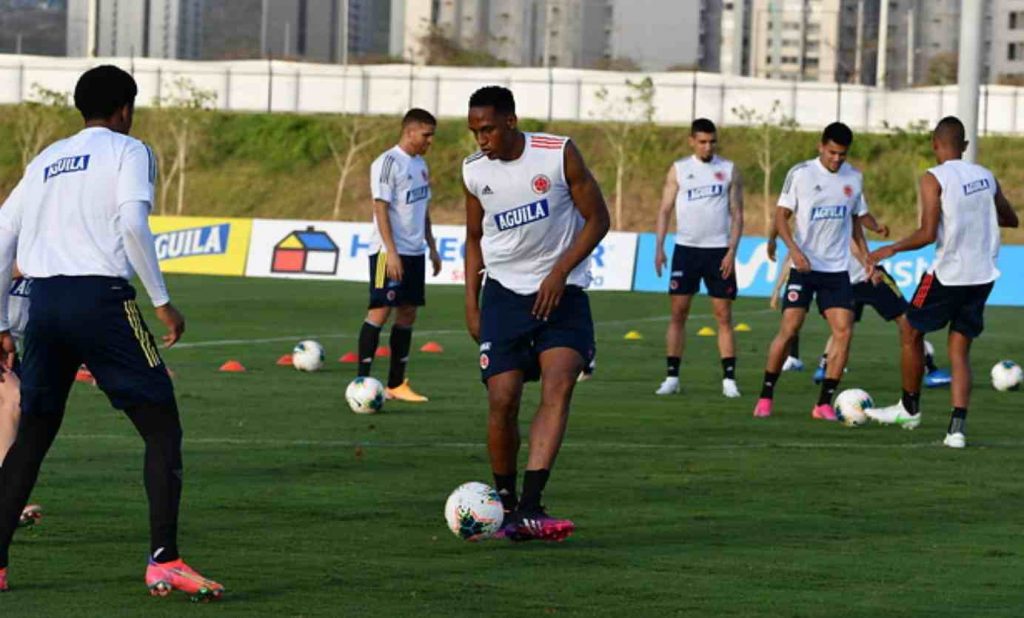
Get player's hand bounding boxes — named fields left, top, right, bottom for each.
left=155, top=303, right=186, bottom=348
left=766, top=238, right=777, bottom=262
left=654, top=247, right=666, bottom=278
left=533, top=267, right=567, bottom=321
left=868, top=245, right=895, bottom=266
left=429, top=248, right=442, bottom=277
left=870, top=270, right=884, bottom=286
left=792, top=250, right=812, bottom=273
left=720, top=248, right=736, bottom=279
left=0, top=331, right=15, bottom=372
left=385, top=252, right=404, bottom=282
left=875, top=223, right=890, bottom=238
left=769, top=294, right=779, bottom=310
left=465, top=304, right=481, bottom=343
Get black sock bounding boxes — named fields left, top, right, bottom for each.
left=760, top=371, right=780, bottom=399
left=493, top=472, right=518, bottom=512
left=125, top=401, right=183, bottom=564
left=948, top=407, right=967, bottom=434
left=721, top=357, right=736, bottom=380
left=518, top=469, right=550, bottom=513
left=901, top=390, right=920, bottom=415
left=387, top=325, right=413, bottom=388
left=818, top=354, right=828, bottom=370
left=789, top=335, right=800, bottom=359
left=924, top=350, right=939, bottom=373
left=357, top=321, right=382, bottom=377
left=818, top=378, right=840, bottom=406
left=667, top=356, right=681, bottom=378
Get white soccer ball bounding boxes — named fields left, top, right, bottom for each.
left=444, top=482, right=505, bottom=542
left=345, top=377, right=385, bottom=414
left=292, top=340, right=324, bottom=372
left=991, top=360, right=1023, bottom=392
left=834, top=388, right=874, bottom=427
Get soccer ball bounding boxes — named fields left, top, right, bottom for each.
left=834, top=388, right=874, bottom=427
left=444, top=482, right=504, bottom=542
left=991, top=360, right=1023, bottom=392
left=292, top=340, right=324, bottom=372
left=345, top=377, right=385, bottom=414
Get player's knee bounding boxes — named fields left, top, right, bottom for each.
left=395, top=306, right=417, bottom=326
left=670, top=305, right=690, bottom=323
left=714, top=309, right=732, bottom=327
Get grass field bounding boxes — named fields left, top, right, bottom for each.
left=3, top=274, right=1024, bottom=617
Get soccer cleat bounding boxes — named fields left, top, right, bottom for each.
left=811, top=403, right=838, bottom=421
left=924, top=368, right=952, bottom=388
left=943, top=432, right=966, bottom=449
left=781, top=356, right=804, bottom=372
left=752, top=398, right=773, bottom=418
left=865, top=401, right=921, bottom=430
left=385, top=379, right=428, bottom=402
left=18, top=504, right=42, bottom=529
left=502, top=508, right=575, bottom=542
left=722, top=378, right=741, bottom=398
left=654, top=376, right=680, bottom=395
left=146, top=558, right=224, bottom=602
left=0, top=567, right=7, bottom=592
left=812, top=366, right=826, bottom=384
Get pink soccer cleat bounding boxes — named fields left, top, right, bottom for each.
left=146, top=558, right=224, bottom=602
left=503, top=508, right=575, bottom=542
left=812, top=404, right=839, bottom=421
left=753, top=398, right=773, bottom=418
left=0, top=567, right=7, bottom=592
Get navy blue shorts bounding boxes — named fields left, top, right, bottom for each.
left=368, top=253, right=425, bottom=308
left=782, top=269, right=854, bottom=314
left=853, top=266, right=908, bottom=322
left=478, top=279, right=595, bottom=384
left=670, top=245, right=737, bottom=299
left=906, top=273, right=993, bottom=338
left=20, top=277, right=174, bottom=415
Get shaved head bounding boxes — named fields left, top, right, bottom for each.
left=933, top=116, right=966, bottom=149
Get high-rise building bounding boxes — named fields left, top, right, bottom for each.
left=66, top=0, right=205, bottom=59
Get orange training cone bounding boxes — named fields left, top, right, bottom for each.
left=276, top=354, right=293, bottom=366
left=219, top=360, right=246, bottom=373
left=339, top=352, right=359, bottom=363
left=420, top=341, right=444, bottom=353
left=75, top=365, right=96, bottom=385
left=375, top=346, right=390, bottom=358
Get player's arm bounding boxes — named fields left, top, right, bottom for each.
left=0, top=177, right=26, bottom=368
left=858, top=212, right=889, bottom=237
left=775, top=208, right=809, bottom=272
left=869, top=172, right=941, bottom=265
left=463, top=184, right=485, bottom=343
left=994, top=180, right=1019, bottom=228
left=424, top=210, right=441, bottom=276
left=654, top=165, right=678, bottom=277
left=533, top=141, right=611, bottom=320
left=372, top=199, right=403, bottom=282
left=851, top=216, right=870, bottom=272
left=722, top=168, right=744, bottom=278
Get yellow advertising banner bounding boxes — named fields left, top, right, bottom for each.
left=149, top=216, right=253, bottom=276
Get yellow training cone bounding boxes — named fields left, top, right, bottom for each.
left=736, top=323, right=752, bottom=332
left=697, top=326, right=716, bottom=337
left=624, top=330, right=644, bottom=340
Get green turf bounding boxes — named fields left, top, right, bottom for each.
left=4, top=275, right=1024, bottom=617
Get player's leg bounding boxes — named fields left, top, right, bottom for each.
left=754, top=307, right=807, bottom=417
left=385, top=305, right=427, bottom=402
left=940, top=281, right=992, bottom=448
left=922, top=338, right=951, bottom=387
left=782, top=333, right=804, bottom=371
left=486, top=371, right=524, bottom=513
left=814, top=335, right=834, bottom=384
left=711, top=298, right=740, bottom=398
left=813, top=307, right=853, bottom=421
left=0, top=371, right=43, bottom=530
left=357, top=307, right=390, bottom=377
left=658, top=294, right=691, bottom=394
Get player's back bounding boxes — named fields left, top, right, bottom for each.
left=928, top=159, right=1000, bottom=285
left=12, top=127, right=153, bottom=279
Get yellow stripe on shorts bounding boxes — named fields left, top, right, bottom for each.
left=375, top=251, right=388, bottom=289
left=124, top=300, right=161, bottom=368
left=881, top=271, right=902, bottom=297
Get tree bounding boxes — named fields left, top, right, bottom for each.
left=418, top=25, right=507, bottom=67
left=148, top=77, right=217, bottom=215
left=592, top=77, right=657, bottom=230
left=10, top=84, right=70, bottom=170
left=323, top=115, right=386, bottom=220
left=731, top=101, right=797, bottom=233
left=924, top=52, right=958, bottom=86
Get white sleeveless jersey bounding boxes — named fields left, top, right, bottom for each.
left=8, top=278, right=29, bottom=345
left=927, top=160, right=1000, bottom=285
left=462, top=133, right=590, bottom=295
left=674, top=155, right=734, bottom=248
left=368, top=145, right=431, bottom=255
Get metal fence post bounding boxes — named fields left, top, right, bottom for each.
left=294, top=69, right=301, bottom=112
left=1014, top=87, right=1019, bottom=134
left=690, top=71, right=697, bottom=120
left=224, top=67, right=232, bottom=110
left=267, top=57, right=273, bottom=113
left=17, top=63, right=24, bottom=102
left=360, top=67, right=369, bottom=114
left=407, top=64, right=414, bottom=110
left=576, top=77, right=583, bottom=121
left=547, top=66, right=554, bottom=122
left=433, top=73, right=441, bottom=116
left=718, top=81, right=725, bottom=122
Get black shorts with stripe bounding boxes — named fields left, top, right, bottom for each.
left=852, top=266, right=908, bottom=322
left=19, top=276, right=174, bottom=415
left=906, top=272, right=994, bottom=338
left=368, top=252, right=425, bottom=308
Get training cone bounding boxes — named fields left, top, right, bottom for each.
left=219, top=360, right=246, bottom=373
left=736, top=323, right=752, bottom=332
left=339, top=351, right=359, bottom=363
left=624, top=330, right=644, bottom=340
left=420, top=341, right=444, bottom=353
left=375, top=346, right=390, bottom=358
left=697, top=326, right=716, bottom=337
left=75, top=365, right=96, bottom=385
left=276, top=354, right=293, bottom=366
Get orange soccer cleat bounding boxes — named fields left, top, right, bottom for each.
left=146, top=558, right=224, bottom=602
left=385, top=379, right=428, bottom=402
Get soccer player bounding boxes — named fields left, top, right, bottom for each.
left=356, top=108, right=442, bottom=403
left=463, top=86, right=610, bottom=541
left=653, top=118, right=744, bottom=398
left=0, top=65, right=222, bottom=598
left=752, top=122, right=869, bottom=421
left=865, top=116, right=1018, bottom=448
